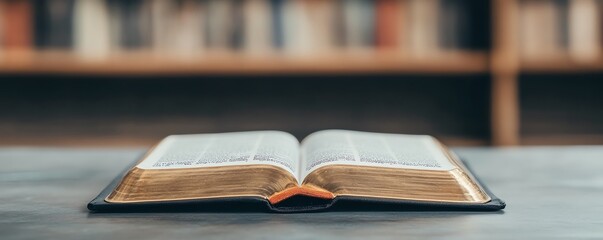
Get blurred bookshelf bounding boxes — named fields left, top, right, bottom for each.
left=0, top=0, right=602, bottom=146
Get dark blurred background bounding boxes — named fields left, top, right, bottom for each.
left=0, top=0, right=602, bottom=147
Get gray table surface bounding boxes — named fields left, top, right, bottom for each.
left=1, top=146, right=602, bottom=240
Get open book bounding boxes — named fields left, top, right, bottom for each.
left=88, top=130, right=505, bottom=212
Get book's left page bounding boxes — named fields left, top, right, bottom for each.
left=136, top=131, right=300, bottom=177
left=106, top=131, right=301, bottom=203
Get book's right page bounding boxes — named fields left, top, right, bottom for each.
left=300, top=130, right=456, bottom=178
left=300, top=130, right=493, bottom=204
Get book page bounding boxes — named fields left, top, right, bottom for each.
left=137, top=131, right=300, bottom=178
left=300, top=130, right=455, bottom=179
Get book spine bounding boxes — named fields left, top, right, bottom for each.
left=555, top=0, right=569, bottom=49
left=306, top=0, right=337, bottom=52
left=74, top=0, right=111, bottom=60
left=106, top=0, right=119, bottom=50
left=139, top=0, right=154, bottom=49
left=33, top=0, right=75, bottom=49
left=396, top=0, right=408, bottom=52
left=120, top=0, right=140, bottom=49
left=270, top=0, right=286, bottom=49
left=341, top=0, right=357, bottom=47
left=542, top=0, right=563, bottom=56
left=113, top=0, right=152, bottom=49
left=360, top=0, right=375, bottom=47
left=206, top=0, right=238, bottom=50
left=333, top=0, right=345, bottom=48
left=438, top=0, right=464, bottom=50
left=519, top=0, right=535, bottom=58
left=376, top=0, right=399, bottom=49
left=408, top=0, right=438, bottom=56
left=600, top=0, right=603, bottom=49
left=150, top=0, right=172, bottom=52
left=172, top=0, right=205, bottom=57
left=33, top=0, right=47, bottom=48
left=520, top=0, right=566, bottom=59
left=232, top=0, right=245, bottom=50
left=243, top=0, right=273, bottom=54
left=2, top=0, right=33, bottom=51
left=0, top=1, right=3, bottom=52
left=342, top=0, right=375, bottom=48
left=568, top=0, right=601, bottom=62
left=283, top=0, right=309, bottom=55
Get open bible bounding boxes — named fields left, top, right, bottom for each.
left=88, top=130, right=505, bottom=212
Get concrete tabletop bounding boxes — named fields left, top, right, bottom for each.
left=1, top=146, right=602, bottom=239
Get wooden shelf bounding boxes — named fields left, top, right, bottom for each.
left=521, top=56, right=603, bottom=73
left=0, top=51, right=489, bottom=75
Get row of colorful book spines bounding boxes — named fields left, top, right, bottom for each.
left=0, top=0, right=469, bottom=50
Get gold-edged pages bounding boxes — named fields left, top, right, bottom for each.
left=107, top=130, right=490, bottom=204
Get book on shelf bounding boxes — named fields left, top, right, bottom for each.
left=282, top=0, right=337, bottom=56
left=242, top=0, right=272, bottom=54
left=519, top=0, right=564, bottom=59
left=281, top=0, right=304, bottom=54
left=306, top=0, right=338, bottom=53
left=438, top=0, right=468, bottom=50
left=407, top=0, right=439, bottom=57
left=88, top=130, right=505, bottom=212
left=376, top=0, right=404, bottom=50
left=1, top=0, right=33, bottom=51
left=568, top=0, right=601, bottom=62
left=518, top=0, right=602, bottom=62
left=151, top=0, right=205, bottom=57
left=0, top=0, right=483, bottom=60
left=108, top=0, right=153, bottom=50
left=33, top=0, right=74, bottom=49
left=205, top=0, right=242, bottom=50
left=74, top=0, right=110, bottom=60
left=0, top=2, right=2, bottom=54
left=269, top=0, right=286, bottom=49
left=341, top=0, right=375, bottom=49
